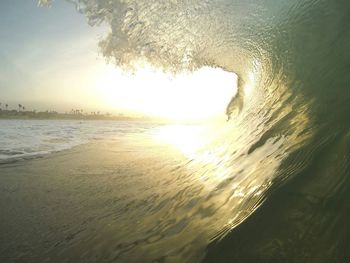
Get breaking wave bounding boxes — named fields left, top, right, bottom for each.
left=39, top=0, right=350, bottom=262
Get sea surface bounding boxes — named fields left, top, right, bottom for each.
left=0, top=118, right=293, bottom=262
left=0, top=120, right=158, bottom=163
left=3, top=0, right=350, bottom=261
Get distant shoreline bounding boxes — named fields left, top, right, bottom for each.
left=0, top=110, right=155, bottom=122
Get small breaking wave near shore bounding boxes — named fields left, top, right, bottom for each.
left=0, top=120, right=157, bottom=163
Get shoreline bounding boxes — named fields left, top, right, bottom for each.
left=0, top=115, right=156, bottom=122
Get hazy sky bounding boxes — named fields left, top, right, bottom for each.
left=0, top=0, right=236, bottom=119
left=0, top=0, right=108, bottom=112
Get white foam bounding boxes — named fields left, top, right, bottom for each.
left=0, top=120, right=156, bottom=163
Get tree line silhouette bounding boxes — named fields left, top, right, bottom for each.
left=0, top=102, right=146, bottom=121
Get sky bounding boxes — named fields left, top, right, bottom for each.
left=0, top=0, right=109, bottom=113
left=0, top=0, right=237, bottom=120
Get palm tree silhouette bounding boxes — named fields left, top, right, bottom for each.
left=5, top=104, right=8, bottom=110
left=18, top=104, right=22, bottom=112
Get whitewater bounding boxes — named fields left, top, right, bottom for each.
left=0, top=120, right=159, bottom=163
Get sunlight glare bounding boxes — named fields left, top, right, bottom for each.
left=153, top=123, right=229, bottom=164
left=154, top=124, right=208, bottom=158
left=95, top=65, right=237, bottom=120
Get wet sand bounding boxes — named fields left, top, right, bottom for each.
left=0, top=136, right=188, bottom=262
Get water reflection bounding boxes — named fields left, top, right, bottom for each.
left=152, top=124, right=214, bottom=159
left=1, top=120, right=304, bottom=263
left=148, top=121, right=295, bottom=242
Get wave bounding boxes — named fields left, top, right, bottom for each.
left=0, top=120, right=155, bottom=164
left=39, top=0, right=350, bottom=262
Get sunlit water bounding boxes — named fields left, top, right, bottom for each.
left=1, top=119, right=292, bottom=262
left=4, top=0, right=350, bottom=261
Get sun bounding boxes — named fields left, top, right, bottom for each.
left=94, top=64, right=237, bottom=121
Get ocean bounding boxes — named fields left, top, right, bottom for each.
left=0, top=120, right=158, bottom=163
left=3, top=0, right=350, bottom=262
